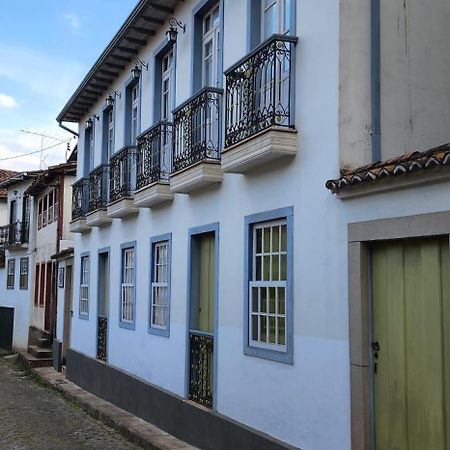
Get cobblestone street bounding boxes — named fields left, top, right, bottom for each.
left=0, top=356, right=141, bottom=450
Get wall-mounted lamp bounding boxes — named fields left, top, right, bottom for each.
left=85, top=113, right=99, bottom=130
left=131, top=58, right=148, bottom=80
left=105, top=89, right=121, bottom=108
left=166, top=17, right=186, bottom=45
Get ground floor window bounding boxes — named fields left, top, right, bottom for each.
left=19, top=257, right=28, bottom=290
left=120, top=243, right=136, bottom=328
left=6, top=259, right=15, bottom=289
left=79, top=255, right=89, bottom=317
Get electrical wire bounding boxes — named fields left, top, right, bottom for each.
left=0, top=140, right=71, bottom=162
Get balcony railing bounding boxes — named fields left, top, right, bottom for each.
left=71, top=178, right=89, bottom=221
left=88, top=164, right=109, bottom=213
left=189, top=331, right=214, bottom=408
left=0, top=221, right=29, bottom=247
left=109, top=145, right=136, bottom=203
left=172, top=87, right=223, bottom=173
left=225, top=34, right=298, bottom=148
left=136, top=121, right=172, bottom=190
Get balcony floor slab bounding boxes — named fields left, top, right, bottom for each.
left=86, top=209, right=113, bottom=227
left=134, top=182, right=174, bottom=208
left=107, top=198, right=139, bottom=219
left=170, top=162, right=223, bottom=194
left=70, top=218, right=91, bottom=233
left=222, top=127, right=297, bottom=174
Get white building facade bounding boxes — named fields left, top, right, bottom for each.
left=57, top=0, right=450, bottom=449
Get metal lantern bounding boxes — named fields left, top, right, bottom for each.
left=85, top=117, right=93, bottom=130
left=166, top=26, right=178, bottom=44
left=105, top=94, right=115, bottom=109
left=131, top=64, right=142, bottom=80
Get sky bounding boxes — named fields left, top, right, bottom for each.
left=0, top=0, right=137, bottom=171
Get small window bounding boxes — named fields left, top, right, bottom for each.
left=131, top=84, right=140, bottom=143
left=79, top=255, right=89, bottom=317
left=120, top=244, right=135, bottom=327
left=150, top=236, right=171, bottom=336
left=48, top=190, right=54, bottom=224
left=19, top=257, right=29, bottom=290
left=54, top=189, right=59, bottom=222
left=202, top=4, right=220, bottom=87
left=42, top=195, right=48, bottom=227
left=6, top=259, right=15, bottom=289
left=245, top=207, right=293, bottom=364
left=161, top=51, right=174, bottom=121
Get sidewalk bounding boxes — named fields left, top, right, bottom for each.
left=32, top=365, right=199, bottom=450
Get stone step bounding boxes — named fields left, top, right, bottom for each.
left=37, top=338, right=51, bottom=349
left=18, top=352, right=53, bottom=369
left=28, top=345, right=53, bottom=359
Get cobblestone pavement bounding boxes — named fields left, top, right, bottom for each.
left=0, top=356, right=141, bottom=450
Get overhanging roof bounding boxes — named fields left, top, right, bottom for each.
left=57, top=0, right=181, bottom=123
left=25, top=162, right=77, bottom=196
left=0, top=171, right=43, bottom=190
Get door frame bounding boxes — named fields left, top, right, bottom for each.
left=97, top=247, right=110, bottom=362
left=185, top=222, right=219, bottom=410
left=348, top=210, right=450, bottom=450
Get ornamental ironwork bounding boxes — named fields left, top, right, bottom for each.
left=0, top=221, right=29, bottom=247
left=136, top=121, right=173, bottom=190
left=97, top=316, right=108, bottom=362
left=172, top=87, right=223, bottom=173
left=225, top=34, right=298, bottom=148
left=71, top=178, right=89, bottom=221
left=189, top=331, right=214, bottom=408
left=88, top=164, right=109, bottom=213
left=109, top=146, right=137, bottom=203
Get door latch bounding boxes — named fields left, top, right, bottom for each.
left=372, top=341, right=380, bottom=374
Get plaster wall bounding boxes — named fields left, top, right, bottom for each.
left=70, top=1, right=350, bottom=449
left=0, top=199, right=7, bottom=224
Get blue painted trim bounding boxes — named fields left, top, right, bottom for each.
left=97, top=247, right=110, bottom=362
left=148, top=233, right=172, bottom=337
left=78, top=251, right=90, bottom=320
left=243, top=206, right=294, bottom=365
left=185, top=222, right=220, bottom=410
left=119, top=241, right=137, bottom=330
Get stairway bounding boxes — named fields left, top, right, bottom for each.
left=19, top=331, right=53, bottom=368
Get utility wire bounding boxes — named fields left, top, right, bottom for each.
left=0, top=140, right=71, bottom=162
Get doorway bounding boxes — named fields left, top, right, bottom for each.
left=187, top=225, right=218, bottom=408
left=371, top=238, right=450, bottom=449
left=62, top=264, right=73, bottom=362
left=97, top=250, right=110, bottom=362
left=0, top=307, right=14, bottom=352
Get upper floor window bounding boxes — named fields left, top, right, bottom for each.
left=161, top=51, right=174, bottom=121
left=9, top=199, right=17, bottom=224
left=38, top=189, right=58, bottom=230
left=202, top=4, right=220, bottom=87
left=107, top=109, right=114, bottom=157
left=262, top=0, right=291, bottom=39
left=7, top=259, right=15, bottom=289
left=131, top=84, right=140, bottom=144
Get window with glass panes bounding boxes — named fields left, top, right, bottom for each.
left=79, top=256, right=89, bottom=316
left=6, top=259, right=15, bottom=289
left=161, top=51, right=173, bottom=121
left=48, top=190, right=54, bottom=224
left=121, top=247, right=135, bottom=323
left=131, top=84, right=139, bottom=143
left=19, top=257, right=28, bottom=290
left=38, top=199, right=43, bottom=229
left=107, top=109, right=114, bottom=158
left=262, top=0, right=291, bottom=40
left=151, top=241, right=169, bottom=329
left=250, top=219, right=287, bottom=350
left=202, top=4, right=220, bottom=87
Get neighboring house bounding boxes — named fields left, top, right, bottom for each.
left=22, top=162, right=76, bottom=365
left=0, top=172, right=41, bottom=352
left=55, top=1, right=450, bottom=450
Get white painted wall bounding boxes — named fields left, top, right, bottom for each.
left=0, top=180, right=35, bottom=351
left=0, top=198, right=7, bottom=224
left=69, top=1, right=351, bottom=449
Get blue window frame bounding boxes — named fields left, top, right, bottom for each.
left=119, top=241, right=136, bottom=330
left=148, top=233, right=172, bottom=337
left=124, top=77, right=141, bottom=146
left=79, top=252, right=90, bottom=320
left=244, top=206, right=293, bottom=364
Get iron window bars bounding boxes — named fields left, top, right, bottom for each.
left=0, top=221, right=29, bottom=247
left=109, top=145, right=137, bottom=203
left=71, top=178, right=89, bottom=221
left=136, top=121, right=173, bottom=190
left=224, top=34, right=298, bottom=148
left=172, top=87, right=223, bottom=173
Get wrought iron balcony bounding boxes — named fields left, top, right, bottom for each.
left=109, top=145, right=136, bottom=204
left=0, top=249, right=4, bottom=269
left=88, top=164, right=109, bottom=213
left=189, top=331, right=214, bottom=408
left=136, top=121, right=172, bottom=190
left=225, top=34, right=298, bottom=148
left=172, top=87, right=223, bottom=173
left=0, top=221, right=29, bottom=247
left=71, top=178, right=89, bottom=221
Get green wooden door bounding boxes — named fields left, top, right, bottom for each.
left=372, top=239, right=450, bottom=450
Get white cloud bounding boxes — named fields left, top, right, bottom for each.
left=0, top=94, right=18, bottom=109
left=64, top=13, right=81, bottom=30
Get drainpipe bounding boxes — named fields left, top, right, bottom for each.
left=58, top=121, right=79, bottom=138
left=371, top=0, right=381, bottom=162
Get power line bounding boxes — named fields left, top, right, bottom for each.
left=0, top=140, right=70, bottom=162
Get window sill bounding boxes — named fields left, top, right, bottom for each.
left=244, top=344, right=293, bottom=365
